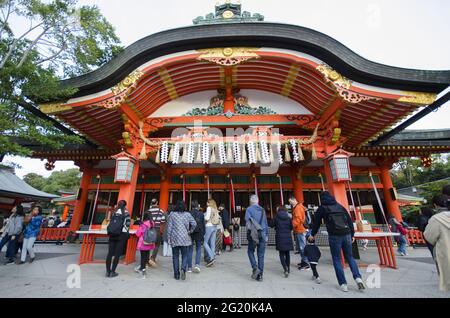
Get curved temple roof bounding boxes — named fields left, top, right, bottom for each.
left=61, top=23, right=450, bottom=96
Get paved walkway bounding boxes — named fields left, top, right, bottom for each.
left=0, top=243, right=448, bottom=298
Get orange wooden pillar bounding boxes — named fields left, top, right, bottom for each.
left=323, top=159, right=349, bottom=208
left=62, top=205, right=70, bottom=221
left=159, top=174, right=170, bottom=212
left=117, top=160, right=140, bottom=217
left=292, top=169, right=304, bottom=203
left=379, top=165, right=402, bottom=221
left=70, top=167, right=92, bottom=232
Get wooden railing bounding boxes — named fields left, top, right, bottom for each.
left=37, top=228, right=71, bottom=242
left=406, top=229, right=426, bottom=245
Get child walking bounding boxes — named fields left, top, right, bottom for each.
left=305, top=231, right=322, bottom=284
left=135, top=212, right=156, bottom=279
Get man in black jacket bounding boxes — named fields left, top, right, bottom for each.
left=189, top=200, right=205, bottom=273
left=309, top=191, right=365, bottom=292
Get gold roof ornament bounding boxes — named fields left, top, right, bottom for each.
left=197, top=47, right=260, bottom=66
left=316, top=64, right=351, bottom=89
left=112, top=70, right=144, bottom=95
left=40, top=103, right=72, bottom=114
left=398, top=91, right=437, bottom=105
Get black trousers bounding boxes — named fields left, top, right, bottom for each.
left=279, top=250, right=291, bottom=272
left=311, top=263, right=319, bottom=278
left=140, top=250, right=150, bottom=271
left=106, top=233, right=128, bottom=273
left=151, top=230, right=162, bottom=260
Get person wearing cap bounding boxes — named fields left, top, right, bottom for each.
left=147, top=198, right=167, bottom=267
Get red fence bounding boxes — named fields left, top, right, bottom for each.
left=406, top=229, right=426, bottom=245
left=37, top=228, right=71, bottom=242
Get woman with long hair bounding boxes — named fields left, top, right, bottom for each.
left=105, top=200, right=131, bottom=278
left=203, top=198, right=219, bottom=267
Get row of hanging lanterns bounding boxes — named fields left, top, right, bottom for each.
left=154, top=139, right=318, bottom=165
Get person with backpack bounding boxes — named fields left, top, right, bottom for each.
left=167, top=200, right=197, bottom=280
left=219, top=204, right=232, bottom=252
left=289, top=195, right=310, bottom=270
left=271, top=206, right=294, bottom=277
left=417, top=207, right=434, bottom=256
left=147, top=198, right=167, bottom=267
left=309, top=191, right=365, bottom=292
left=105, top=200, right=131, bottom=278
left=18, top=206, right=43, bottom=265
left=231, top=215, right=241, bottom=249
left=187, top=200, right=205, bottom=273
left=245, top=195, right=268, bottom=282
left=388, top=215, right=409, bottom=256
left=134, top=212, right=156, bottom=279
left=204, top=199, right=220, bottom=267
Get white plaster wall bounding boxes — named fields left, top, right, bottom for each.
left=149, top=89, right=312, bottom=117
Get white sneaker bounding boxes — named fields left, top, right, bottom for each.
left=315, top=277, right=322, bottom=284
left=141, top=271, right=147, bottom=279
left=187, top=268, right=192, bottom=273
left=340, top=284, right=348, bottom=292
left=193, top=266, right=201, bottom=273
left=355, top=278, right=365, bottom=290
left=134, top=266, right=141, bottom=273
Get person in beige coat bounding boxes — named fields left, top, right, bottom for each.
left=424, top=194, right=450, bottom=292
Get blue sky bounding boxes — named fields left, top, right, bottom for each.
left=5, top=0, right=450, bottom=178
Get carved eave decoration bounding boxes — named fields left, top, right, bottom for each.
left=94, top=70, right=144, bottom=110
left=197, top=47, right=260, bottom=66
left=40, top=103, right=72, bottom=114
left=398, top=91, right=437, bottom=106
left=316, top=64, right=382, bottom=104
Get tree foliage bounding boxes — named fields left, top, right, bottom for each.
left=0, top=0, right=122, bottom=156
left=391, top=154, right=450, bottom=189
left=23, top=168, right=81, bottom=194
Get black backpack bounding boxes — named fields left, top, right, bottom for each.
left=107, top=212, right=125, bottom=237
left=191, top=212, right=203, bottom=234
left=325, top=206, right=350, bottom=235
left=143, top=225, right=157, bottom=245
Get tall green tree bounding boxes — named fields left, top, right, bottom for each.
left=23, top=168, right=81, bottom=194
left=0, top=0, right=122, bottom=156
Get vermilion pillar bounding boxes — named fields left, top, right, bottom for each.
left=292, top=169, right=304, bottom=203
left=379, top=165, right=402, bottom=221
left=323, top=160, right=349, bottom=208
left=70, top=167, right=92, bottom=232
left=62, top=205, right=70, bottom=221
left=117, top=159, right=140, bottom=217
left=159, top=174, right=170, bottom=212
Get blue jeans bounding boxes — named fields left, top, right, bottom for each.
left=6, top=237, right=18, bottom=259
left=172, top=246, right=189, bottom=275
left=0, top=235, right=11, bottom=252
left=296, top=233, right=309, bottom=265
left=247, top=233, right=266, bottom=273
left=398, top=235, right=407, bottom=254
left=187, top=239, right=202, bottom=268
left=203, top=226, right=217, bottom=261
left=328, top=234, right=362, bottom=285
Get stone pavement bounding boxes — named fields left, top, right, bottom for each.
left=0, top=243, right=448, bottom=298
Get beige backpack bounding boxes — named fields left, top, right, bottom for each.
left=210, top=208, right=220, bottom=226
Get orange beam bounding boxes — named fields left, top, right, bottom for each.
left=319, top=97, right=346, bottom=126
left=120, top=103, right=141, bottom=126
